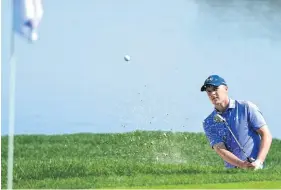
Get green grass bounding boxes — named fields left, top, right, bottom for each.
left=1, top=130, right=281, bottom=188
left=141, top=181, right=281, bottom=189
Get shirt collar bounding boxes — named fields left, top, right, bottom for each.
left=215, top=98, right=235, bottom=113
left=228, top=98, right=235, bottom=109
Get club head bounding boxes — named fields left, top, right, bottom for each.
left=214, top=114, right=225, bottom=123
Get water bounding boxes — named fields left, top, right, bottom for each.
left=1, top=0, right=281, bottom=139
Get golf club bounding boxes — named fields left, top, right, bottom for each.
left=214, top=114, right=255, bottom=163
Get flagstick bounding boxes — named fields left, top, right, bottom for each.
left=7, top=2, right=16, bottom=189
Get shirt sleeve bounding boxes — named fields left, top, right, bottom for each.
left=247, top=101, right=267, bottom=131
left=203, top=120, right=224, bottom=148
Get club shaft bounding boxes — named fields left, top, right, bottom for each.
left=223, top=121, right=250, bottom=159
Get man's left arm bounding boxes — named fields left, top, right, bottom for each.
left=255, top=125, right=272, bottom=164
left=247, top=101, right=273, bottom=168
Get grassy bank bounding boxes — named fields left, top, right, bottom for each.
left=1, top=130, right=281, bottom=188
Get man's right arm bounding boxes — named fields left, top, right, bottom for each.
left=213, top=142, right=254, bottom=169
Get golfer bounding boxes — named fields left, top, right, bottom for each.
left=201, top=75, right=272, bottom=169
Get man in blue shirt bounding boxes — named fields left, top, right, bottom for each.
left=201, top=75, right=272, bottom=169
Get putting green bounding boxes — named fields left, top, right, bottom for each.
left=132, top=180, right=281, bottom=189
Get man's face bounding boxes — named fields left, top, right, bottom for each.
left=206, top=85, right=228, bottom=105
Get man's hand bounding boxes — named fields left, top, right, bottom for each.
left=238, top=160, right=255, bottom=169
left=251, top=159, right=264, bottom=170
left=239, top=159, right=263, bottom=170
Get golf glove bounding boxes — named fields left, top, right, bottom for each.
left=253, top=159, right=263, bottom=170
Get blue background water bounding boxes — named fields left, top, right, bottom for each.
left=2, top=0, right=281, bottom=139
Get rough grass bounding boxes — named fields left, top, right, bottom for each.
left=1, top=130, right=281, bottom=188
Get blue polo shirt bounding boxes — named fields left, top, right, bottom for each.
left=203, top=99, right=267, bottom=168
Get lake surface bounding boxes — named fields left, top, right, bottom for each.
left=1, top=0, right=281, bottom=139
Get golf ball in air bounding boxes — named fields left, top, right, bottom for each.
left=124, top=55, right=130, bottom=61
left=30, top=32, right=38, bottom=42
